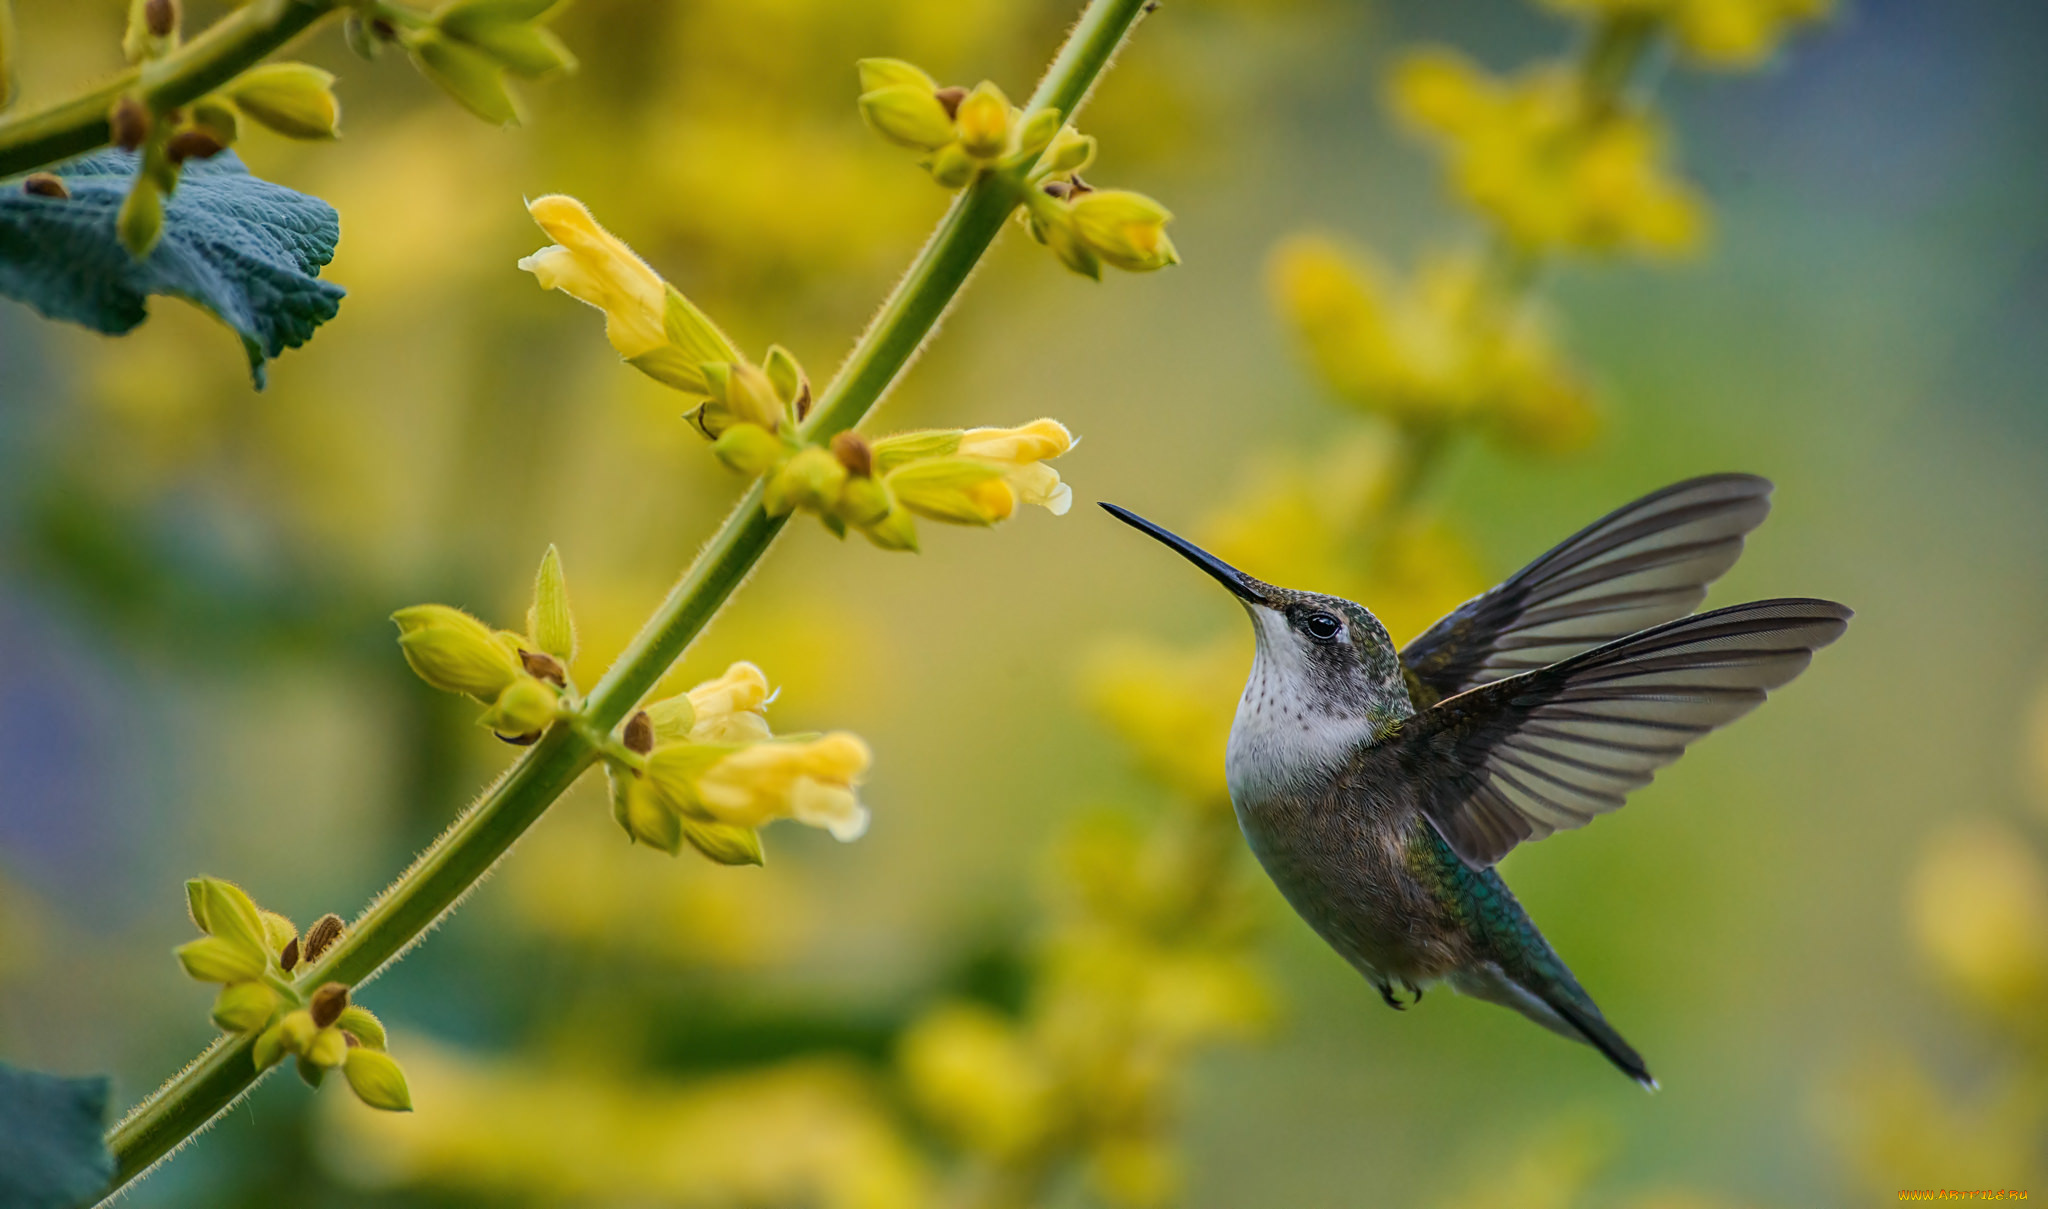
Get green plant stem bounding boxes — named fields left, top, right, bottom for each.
left=98, top=0, right=1155, bottom=1196
left=0, top=0, right=340, bottom=178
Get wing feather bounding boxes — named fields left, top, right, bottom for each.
left=1399, top=598, right=1851, bottom=866
left=1400, top=475, right=1775, bottom=704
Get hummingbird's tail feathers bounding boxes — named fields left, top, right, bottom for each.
left=1402, top=597, right=1853, bottom=867
left=1399, top=474, right=1774, bottom=706
left=1543, top=989, right=1658, bottom=1092
left=1443, top=959, right=1657, bottom=1090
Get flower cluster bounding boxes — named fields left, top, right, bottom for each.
left=1538, top=0, right=1833, bottom=69
left=605, top=662, right=872, bottom=863
left=1390, top=49, right=1705, bottom=258
left=176, top=877, right=410, bottom=1111
left=1269, top=236, right=1597, bottom=452
left=519, top=195, right=1079, bottom=549
left=369, top=0, right=576, bottom=126
left=855, top=57, right=1178, bottom=279
left=102, top=0, right=572, bottom=256
left=898, top=808, right=1272, bottom=1208
left=391, top=545, right=577, bottom=743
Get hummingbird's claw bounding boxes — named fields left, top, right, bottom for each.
left=1401, top=979, right=1425, bottom=1005
left=1377, top=982, right=1407, bottom=1011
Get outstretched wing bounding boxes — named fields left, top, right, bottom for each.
left=1392, top=598, right=1851, bottom=867
left=1400, top=475, right=1775, bottom=706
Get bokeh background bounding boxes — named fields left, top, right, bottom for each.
left=4, top=0, right=2048, bottom=1205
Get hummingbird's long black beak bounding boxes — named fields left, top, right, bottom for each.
left=1100, top=503, right=1268, bottom=606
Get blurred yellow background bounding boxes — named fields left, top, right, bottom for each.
left=3, top=0, right=2046, bottom=1205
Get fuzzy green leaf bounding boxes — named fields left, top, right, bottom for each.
left=0, top=149, right=344, bottom=388
left=0, top=1062, right=114, bottom=1209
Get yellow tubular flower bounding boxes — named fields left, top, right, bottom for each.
left=887, top=459, right=1017, bottom=526
left=685, top=661, right=772, bottom=744
left=518, top=195, right=667, bottom=358
left=958, top=418, right=1076, bottom=515
left=693, top=733, right=872, bottom=841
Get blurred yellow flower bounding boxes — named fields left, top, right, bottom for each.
left=1269, top=235, right=1598, bottom=451
left=1908, top=820, right=2048, bottom=1022
left=1391, top=49, right=1705, bottom=257
left=899, top=1003, right=1055, bottom=1160
left=1537, top=0, right=1832, bottom=69
left=1083, top=637, right=1242, bottom=806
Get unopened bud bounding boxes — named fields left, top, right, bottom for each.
left=710, top=423, right=787, bottom=477
left=259, top=910, right=297, bottom=960
left=211, top=982, right=280, bottom=1033
left=391, top=604, right=521, bottom=700
left=1041, top=127, right=1096, bottom=176
left=954, top=82, right=1011, bottom=158
left=227, top=62, right=342, bottom=140
left=623, top=710, right=655, bottom=755
left=189, top=98, right=240, bottom=144
left=830, top=431, right=873, bottom=478
left=111, top=96, right=151, bottom=150
left=764, top=446, right=848, bottom=517
left=480, top=676, right=558, bottom=738
left=929, top=142, right=975, bottom=188
left=337, top=1004, right=387, bottom=1050
left=144, top=0, right=178, bottom=39
left=253, top=1019, right=290, bottom=1070
left=166, top=129, right=226, bottom=164
left=302, top=913, right=345, bottom=963
left=305, top=1026, right=347, bottom=1069
left=343, top=1047, right=413, bottom=1111
left=22, top=173, right=68, bottom=199
left=859, top=85, right=956, bottom=151
left=520, top=648, right=566, bottom=686
left=309, top=982, right=350, bottom=1029
left=857, top=58, right=937, bottom=94
left=1070, top=189, right=1179, bottom=273
left=838, top=475, right=894, bottom=526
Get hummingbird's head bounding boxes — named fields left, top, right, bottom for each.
left=1101, top=503, right=1413, bottom=729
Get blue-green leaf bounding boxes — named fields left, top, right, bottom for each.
left=0, top=149, right=344, bottom=388
left=0, top=1062, right=113, bottom=1209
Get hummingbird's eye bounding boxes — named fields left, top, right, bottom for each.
left=1303, top=611, right=1342, bottom=642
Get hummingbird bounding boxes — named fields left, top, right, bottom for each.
left=1102, top=475, right=1849, bottom=1089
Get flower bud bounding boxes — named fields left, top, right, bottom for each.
left=279, top=1009, right=318, bottom=1055
left=337, top=1004, right=387, bottom=1050
left=110, top=95, right=151, bottom=151
left=343, top=1048, right=413, bottom=1111
left=763, top=344, right=806, bottom=408
left=856, top=58, right=937, bottom=94
left=302, top=913, right=345, bottom=963
left=226, top=63, right=341, bottom=140
left=437, top=1, right=575, bottom=78
left=1009, top=108, right=1063, bottom=164
left=837, top=476, right=894, bottom=527
left=177, top=936, right=266, bottom=984
left=253, top=1019, right=291, bottom=1070
left=411, top=32, right=519, bottom=125
left=480, top=676, right=558, bottom=737
left=259, top=910, right=297, bottom=960
left=642, top=695, right=695, bottom=744
left=118, top=177, right=164, bottom=258
left=210, top=982, right=281, bottom=1033
left=887, top=458, right=1017, bottom=525
left=955, top=82, right=1012, bottom=158
left=1029, top=200, right=1099, bottom=280
left=681, top=818, right=766, bottom=866
left=189, top=878, right=268, bottom=957
left=1071, top=189, right=1179, bottom=272
left=711, top=423, right=787, bottom=477
left=928, top=143, right=976, bottom=189
left=309, top=982, right=350, bottom=1030
left=622, top=777, right=683, bottom=853
left=392, top=604, right=521, bottom=700
left=861, top=504, right=920, bottom=552
left=527, top=545, right=576, bottom=663
left=764, top=447, right=848, bottom=517
left=721, top=360, right=787, bottom=432
left=1040, top=126, right=1096, bottom=176
left=859, top=85, right=957, bottom=151
left=305, top=1025, right=348, bottom=1069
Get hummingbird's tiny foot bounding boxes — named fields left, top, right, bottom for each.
left=1401, top=979, right=1424, bottom=1004
left=1377, top=982, right=1406, bottom=1011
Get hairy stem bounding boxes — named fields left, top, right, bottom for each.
left=99, top=0, right=1155, bottom=1194
left=0, top=0, right=341, bottom=178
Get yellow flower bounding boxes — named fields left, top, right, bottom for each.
left=1909, top=820, right=2048, bottom=1021
left=692, top=733, right=872, bottom=841
left=1267, top=236, right=1597, bottom=452
left=1069, top=190, right=1179, bottom=273
left=899, top=1003, right=1054, bottom=1160
left=958, top=418, right=1076, bottom=514
left=518, top=194, right=667, bottom=359
left=685, top=661, right=773, bottom=744
left=1537, top=0, right=1832, bottom=69
left=886, top=458, right=1017, bottom=526
left=1389, top=50, right=1705, bottom=257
